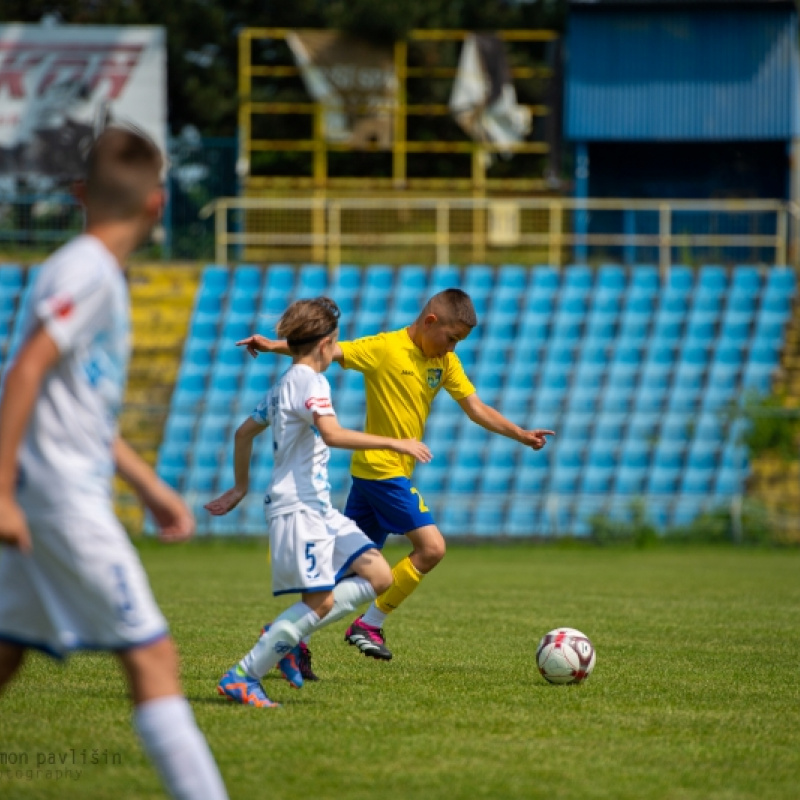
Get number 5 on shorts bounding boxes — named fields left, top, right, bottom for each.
left=305, top=542, right=317, bottom=576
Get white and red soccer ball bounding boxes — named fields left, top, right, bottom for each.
left=536, top=627, right=596, bottom=685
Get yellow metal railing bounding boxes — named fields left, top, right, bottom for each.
left=238, top=28, right=557, bottom=194
left=200, top=196, right=800, bottom=270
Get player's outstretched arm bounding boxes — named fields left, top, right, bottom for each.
left=457, top=393, right=555, bottom=451
left=0, top=326, right=60, bottom=553
left=314, top=414, right=432, bottom=463
left=236, top=334, right=345, bottom=363
left=114, top=438, right=195, bottom=542
left=204, top=417, right=265, bottom=515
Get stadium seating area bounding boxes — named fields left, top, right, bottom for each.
left=152, top=262, right=795, bottom=536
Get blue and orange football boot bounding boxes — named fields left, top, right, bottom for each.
left=216, top=665, right=279, bottom=708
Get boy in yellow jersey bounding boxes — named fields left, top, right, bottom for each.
left=238, top=288, right=554, bottom=666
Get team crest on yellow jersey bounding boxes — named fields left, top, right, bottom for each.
left=427, top=368, right=443, bottom=389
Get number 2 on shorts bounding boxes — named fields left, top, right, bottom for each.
left=410, top=487, right=429, bottom=513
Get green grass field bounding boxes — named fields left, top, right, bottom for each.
left=2, top=541, right=799, bottom=800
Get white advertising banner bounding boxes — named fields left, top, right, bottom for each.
left=0, top=23, right=166, bottom=187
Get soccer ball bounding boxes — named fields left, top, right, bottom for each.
left=536, top=627, right=596, bottom=685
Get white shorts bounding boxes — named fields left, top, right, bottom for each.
left=0, top=508, right=168, bottom=659
left=267, top=506, right=376, bottom=596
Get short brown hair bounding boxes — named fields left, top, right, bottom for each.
left=277, top=296, right=341, bottom=355
left=422, top=288, right=477, bottom=328
left=85, top=126, right=164, bottom=219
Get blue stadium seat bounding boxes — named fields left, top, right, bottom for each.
left=264, top=263, right=296, bottom=296
left=657, top=411, right=690, bottom=443
left=741, top=362, right=773, bottom=393
left=562, top=265, right=593, bottom=292
left=197, top=414, right=231, bottom=445
left=498, top=264, right=528, bottom=291
left=0, top=265, right=23, bottom=293
left=731, top=266, right=762, bottom=294
left=158, top=443, right=188, bottom=473
left=666, top=265, right=694, bottom=294
left=727, top=293, right=757, bottom=315
left=697, top=265, right=728, bottom=294
left=577, top=342, right=611, bottom=367
left=646, top=465, right=681, bottom=495
left=566, top=387, right=598, bottom=414
left=618, top=316, right=649, bottom=345
left=199, top=265, right=229, bottom=296
left=614, top=464, right=647, bottom=494
left=429, top=264, right=461, bottom=294
left=480, top=461, right=515, bottom=494
left=652, top=441, right=685, bottom=471
left=764, top=267, right=796, bottom=295
left=748, top=340, right=781, bottom=366
left=527, top=265, right=558, bottom=289
left=672, top=497, right=704, bottom=526
left=164, top=415, right=195, bottom=445
left=415, top=461, right=448, bottom=495
left=597, top=264, right=627, bottom=293
left=680, top=467, right=715, bottom=496
left=628, top=265, right=660, bottom=294
left=463, top=264, right=494, bottom=294
left=625, top=412, right=660, bottom=444
left=714, top=467, right=743, bottom=496
left=296, top=264, right=328, bottom=297
left=329, top=264, right=362, bottom=297
left=635, top=384, right=668, bottom=414
left=232, top=265, right=263, bottom=294
left=352, top=311, right=385, bottom=339
left=583, top=316, right=616, bottom=344
left=573, top=362, right=606, bottom=392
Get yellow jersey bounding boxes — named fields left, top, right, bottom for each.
left=339, top=328, right=476, bottom=480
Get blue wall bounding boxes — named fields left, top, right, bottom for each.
left=566, top=6, right=800, bottom=141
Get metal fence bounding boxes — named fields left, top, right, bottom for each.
left=200, top=196, right=800, bottom=270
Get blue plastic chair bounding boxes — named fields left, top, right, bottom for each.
left=498, top=264, right=528, bottom=291
left=666, top=265, right=695, bottom=294
left=200, top=265, right=229, bottom=296
left=232, top=265, right=263, bottom=293
left=680, top=467, right=715, bottom=495
left=628, top=265, right=660, bottom=294
left=597, top=264, right=627, bottom=293
left=731, top=266, right=762, bottom=294
left=328, top=263, right=362, bottom=297
left=429, top=264, right=461, bottom=294
left=263, top=263, right=295, bottom=294
left=614, top=465, right=647, bottom=494
left=727, top=293, right=757, bottom=315
left=562, top=264, right=594, bottom=292
left=646, top=465, right=681, bottom=494
left=764, top=268, right=796, bottom=295
left=697, top=265, right=728, bottom=294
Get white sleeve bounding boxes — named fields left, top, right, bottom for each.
left=34, top=259, right=112, bottom=355
left=251, top=392, right=271, bottom=427
left=298, top=374, right=336, bottom=421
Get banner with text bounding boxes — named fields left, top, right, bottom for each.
left=0, top=24, right=166, bottom=189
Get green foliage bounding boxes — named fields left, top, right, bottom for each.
left=589, top=498, right=780, bottom=546
left=734, top=391, right=800, bottom=461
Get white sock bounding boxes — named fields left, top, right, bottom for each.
left=361, top=602, right=389, bottom=629
left=133, top=696, right=228, bottom=800
left=314, top=577, right=377, bottom=631
left=240, top=602, right=319, bottom=679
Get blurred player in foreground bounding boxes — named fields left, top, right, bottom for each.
left=238, top=288, right=554, bottom=670
left=207, top=297, right=431, bottom=706
left=0, top=128, right=228, bottom=800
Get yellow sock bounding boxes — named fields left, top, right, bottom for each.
left=375, top=556, right=423, bottom=615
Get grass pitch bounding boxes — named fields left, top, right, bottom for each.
left=2, top=541, right=799, bottom=800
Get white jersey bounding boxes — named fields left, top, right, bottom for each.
left=251, top=363, right=336, bottom=517
left=8, top=234, right=130, bottom=515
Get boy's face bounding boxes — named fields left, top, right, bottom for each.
left=419, top=316, right=471, bottom=359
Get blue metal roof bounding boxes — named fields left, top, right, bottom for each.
left=565, top=6, right=800, bottom=140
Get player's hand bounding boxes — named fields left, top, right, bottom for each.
left=236, top=334, right=277, bottom=358
left=204, top=486, right=247, bottom=516
left=142, top=482, right=195, bottom=542
left=0, top=495, right=32, bottom=553
left=395, top=438, right=433, bottom=463
left=519, top=429, right=555, bottom=451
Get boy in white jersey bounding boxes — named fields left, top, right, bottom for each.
left=206, top=297, right=431, bottom=707
left=0, top=129, right=228, bottom=800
